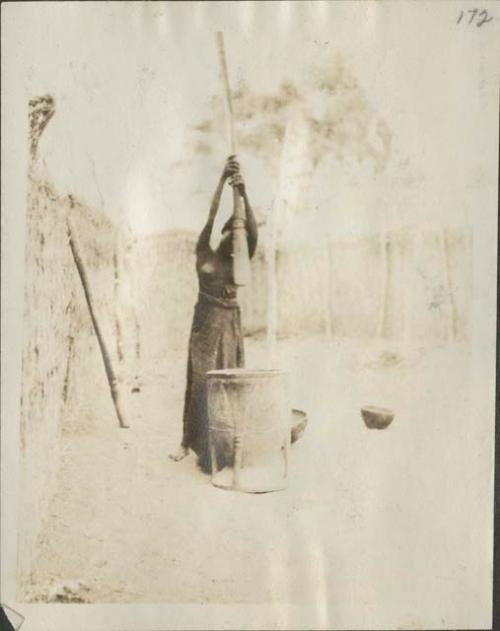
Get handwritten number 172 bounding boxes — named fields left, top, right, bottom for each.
left=457, top=8, right=493, bottom=26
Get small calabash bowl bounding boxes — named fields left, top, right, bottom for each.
left=361, top=406, right=395, bottom=430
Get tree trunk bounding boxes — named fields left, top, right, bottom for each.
left=266, top=197, right=279, bottom=364
left=324, top=238, right=333, bottom=338
left=377, top=231, right=391, bottom=338
left=327, top=240, right=335, bottom=338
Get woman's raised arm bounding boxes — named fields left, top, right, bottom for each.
left=196, top=170, right=227, bottom=254
left=241, top=187, right=258, bottom=259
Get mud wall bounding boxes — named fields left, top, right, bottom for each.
left=17, top=177, right=123, bottom=597
left=278, top=227, right=471, bottom=343
left=130, top=225, right=471, bottom=371
left=18, top=177, right=75, bottom=595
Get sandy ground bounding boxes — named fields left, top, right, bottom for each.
left=26, top=335, right=491, bottom=627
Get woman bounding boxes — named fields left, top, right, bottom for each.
left=170, top=156, right=258, bottom=471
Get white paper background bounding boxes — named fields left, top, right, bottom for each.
left=1, top=2, right=499, bottom=629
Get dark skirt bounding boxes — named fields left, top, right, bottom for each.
left=181, top=292, right=244, bottom=471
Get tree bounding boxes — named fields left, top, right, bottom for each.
left=189, top=57, right=392, bottom=346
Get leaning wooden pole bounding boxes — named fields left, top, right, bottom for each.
left=215, top=32, right=251, bottom=287
left=67, top=220, right=129, bottom=429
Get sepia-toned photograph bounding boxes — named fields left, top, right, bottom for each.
left=1, top=2, right=499, bottom=629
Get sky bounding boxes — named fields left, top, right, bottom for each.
left=3, top=1, right=499, bottom=237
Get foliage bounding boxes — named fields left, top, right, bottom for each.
left=191, top=57, right=391, bottom=175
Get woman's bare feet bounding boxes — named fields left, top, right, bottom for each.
left=169, top=445, right=189, bottom=462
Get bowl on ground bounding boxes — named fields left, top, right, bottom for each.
left=361, top=406, right=394, bottom=430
